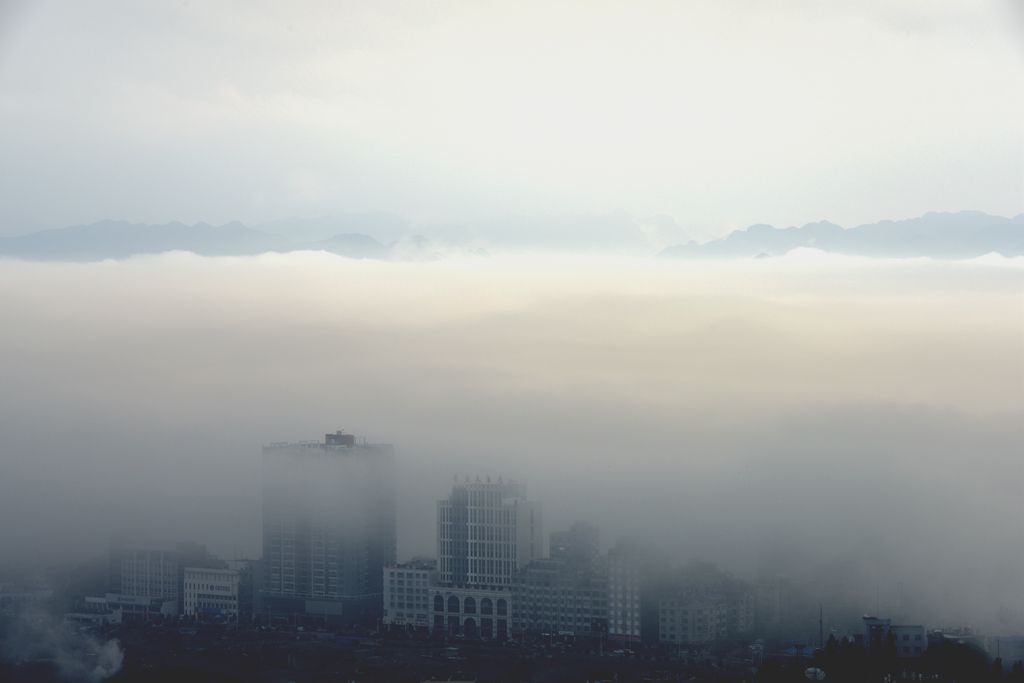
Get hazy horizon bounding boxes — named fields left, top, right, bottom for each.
left=1, top=0, right=1022, bottom=241
left=1, top=249, right=1021, bottom=633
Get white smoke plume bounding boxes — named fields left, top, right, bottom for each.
left=1, top=610, right=123, bottom=682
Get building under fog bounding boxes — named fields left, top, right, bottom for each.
left=383, top=559, right=436, bottom=630
left=429, top=477, right=542, bottom=639
left=864, top=616, right=926, bottom=658
left=513, top=523, right=608, bottom=638
left=109, top=540, right=223, bottom=616
left=183, top=567, right=240, bottom=619
left=657, top=564, right=755, bottom=646
left=112, top=544, right=180, bottom=605
left=262, top=431, right=396, bottom=623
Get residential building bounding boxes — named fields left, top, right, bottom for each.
left=658, top=590, right=728, bottom=645
left=513, top=557, right=608, bottom=637
left=607, top=543, right=644, bottom=644
left=512, top=522, right=606, bottom=638
left=383, top=559, right=436, bottom=630
left=262, top=430, right=396, bottom=623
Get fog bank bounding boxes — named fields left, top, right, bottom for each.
left=0, top=251, right=1021, bottom=630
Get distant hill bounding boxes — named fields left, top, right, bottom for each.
left=2, top=211, right=1021, bottom=261
left=659, top=211, right=1024, bottom=259
left=0, top=220, right=393, bottom=261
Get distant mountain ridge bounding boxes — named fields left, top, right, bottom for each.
left=1, top=211, right=1021, bottom=261
left=659, top=211, right=1024, bottom=259
left=0, top=219, right=397, bottom=261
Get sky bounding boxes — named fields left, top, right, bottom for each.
left=1, top=0, right=1022, bottom=243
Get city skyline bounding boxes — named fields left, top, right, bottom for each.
left=1, top=1, right=1020, bottom=680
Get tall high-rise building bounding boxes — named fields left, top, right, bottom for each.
left=437, top=478, right=542, bottom=589
left=430, top=477, right=542, bottom=639
left=262, top=430, right=396, bottom=623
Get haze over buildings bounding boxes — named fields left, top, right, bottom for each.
left=0, top=3, right=1022, bottom=678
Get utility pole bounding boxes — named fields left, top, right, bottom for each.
left=819, top=604, right=823, bottom=648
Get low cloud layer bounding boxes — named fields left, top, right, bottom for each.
left=0, top=251, right=1021, bottom=632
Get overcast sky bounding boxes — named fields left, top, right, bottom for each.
left=1, top=0, right=1022, bottom=241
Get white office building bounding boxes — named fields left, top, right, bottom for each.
left=431, top=477, right=542, bottom=639
left=184, top=567, right=240, bottom=619
left=437, top=478, right=542, bottom=589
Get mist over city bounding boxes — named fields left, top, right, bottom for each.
left=1, top=1, right=1022, bottom=682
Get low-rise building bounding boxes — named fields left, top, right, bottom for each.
left=863, top=616, right=926, bottom=658
left=383, top=559, right=436, bottom=630
left=103, top=592, right=176, bottom=622
left=64, top=596, right=123, bottom=627
left=183, top=567, right=240, bottom=620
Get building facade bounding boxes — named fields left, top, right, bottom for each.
left=113, top=544, right=181, bottom=609
left=437, top=478, right=542, bottom=589
left=383, top=560, right=436, bottom=630
left=262, top=431, right=396, bottom=623
left=110, top=540, right=224, bottom=616
left=607, top=544, right=644, bottom=644
left=513, top=522, right=607, bottom=638
left=431, top=585, right=513, bottom=640
left=184, top=567, right=240, bottom=620
left=513, top=557, right=608, bottom=637
left=429, top=477, right=542, bottom=639
left=863, top=616, right=926, bottom=658
left=658, top=590, right=728, bottom=645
